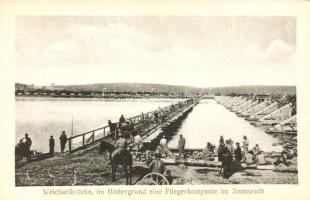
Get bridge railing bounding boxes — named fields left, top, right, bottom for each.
left=67, top=98, right=195, bottom=153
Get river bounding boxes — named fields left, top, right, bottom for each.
left=168, top=99, right=280, bottom=152
left=16, top=97, right=280, bottom=153
left=15, top=97, right=179, bottom=152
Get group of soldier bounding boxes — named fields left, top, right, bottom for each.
left=154, top=133, right=263, bottom=180
left=18, top=130, right=69, bottom=162
left=49, top=131, right=68, bottom=155
left=217, top=135, right=262, bottom=178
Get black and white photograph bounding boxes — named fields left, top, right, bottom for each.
left=13, top=15, right=299, bottom=186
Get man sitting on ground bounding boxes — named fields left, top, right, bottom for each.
left=251, top=144, right=261, bottom=161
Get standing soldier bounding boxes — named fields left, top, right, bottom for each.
left=154, top=111, right=159, bottom=123
left=218, top=136, right=225, bottom=162
left=149, top=152, right=166, bottom=174
left=217, top=135, right=225, bottom=174
left=234, top=142, right=242, bottom=162
left=178, top=134, right=186, bottom=159
left=242, top=135, right=249, bottom=161
left=221, top=146, right=233, bottom=179
left=119, top=114, right=125, bottom=123
left=140, top=112, right=145, bottom=122
left=49, top=135, right=55, bottom=156
left=159, top=135, right=167, bottom=147
left=226, top=139, right=235, bottom=153
left=234, top=142, right=242, bottom=172
left=59, top=131, right=67, bottom=153
left=20, top=133, right=32, bottom=162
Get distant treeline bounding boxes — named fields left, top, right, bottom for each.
left=15, top=83, right=296, bottom=96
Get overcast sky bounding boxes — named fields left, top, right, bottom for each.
left=16, top=16, right=296, bottom=87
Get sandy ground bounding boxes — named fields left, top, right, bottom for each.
left=15, top=143, right=298, bottom=186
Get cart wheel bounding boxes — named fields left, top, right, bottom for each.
left=135, top=172, right=169, bottom=185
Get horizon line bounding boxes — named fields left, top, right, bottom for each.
left=15, top=82, right=297, bottom=89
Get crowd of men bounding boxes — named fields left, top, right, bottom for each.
left=152, top=133, right=264, bottom=180
left=217, top=135, right=264, bottom=178
left=17, top=131, right=68, bottom=162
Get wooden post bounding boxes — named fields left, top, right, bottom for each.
left=82, top=134, right=85, bottom=145
left=92, top=131, right=95, bottom=142
left=69, top=139, right=72, bottom=152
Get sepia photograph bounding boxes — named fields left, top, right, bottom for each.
left=14, top=15, right=298, bottom=186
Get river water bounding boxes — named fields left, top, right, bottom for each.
left=168, top=99, right=280, bottom=152
left=15, top=97, right=179, bottom=152
left=16, top=97, right=280, bottom=153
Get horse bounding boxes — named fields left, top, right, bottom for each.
left=99, top=140, right=133, bottom=185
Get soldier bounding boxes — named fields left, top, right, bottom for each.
left=59, top=131, right=67, bottom=153
left=154, top=111, right=159, bottom=123
left=226, top=139, right=235, bottom=153
left=111, top=134, right=128, bottom=161
left=234, top=142, right=242, bottom=162
left=221, top=146, right=233, bottom=179
left=234, top=142, right=242, bottom=172
left=251, top=144, right=261, bottom=161
left=119, top=114, right=125, bottom=124
left=159, top=135, right=167, bottom=147
left=149, top=152, right=166, bottom=174
left=178, top=134, right=186, bottom=159
left=218, top=136, right=225, bottom=174
left=242, top=135, right=249, bottom=161
left=218, top=136, right=225, bottom=162
left=49, top=135, right=55, bottom=156
left=20, top=133, right=32, bottom=162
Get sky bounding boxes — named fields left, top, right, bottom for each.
left=15, top=16, right=296, bottom=87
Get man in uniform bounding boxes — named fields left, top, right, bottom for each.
left=59, top=131, right=67, bottom=153
left=251, top=144, right=261, bottom=161
left=111, top=134, right=128, bottom=161
left=242, top=135, right=249, bottom=161
left=149, top=152, right=166, bottom=174
left=221, top=146, right=234, bottom=179
left=134, top=134, right=143, bottom=161
left=234, top=142, right=242, bottom=171
left=218, top=136, right=225, bottom=162
left=178, top=134, right=186, bottom=159
left=226, top=139, right=235, bottom=154
left=218, top=136, right=225, bottom=174
left=154, top=111, right=159, bottom=123
left=119, top=114, right=125, bottom=124
left=20, top=133, right=32, bottom=162
left=159, top=135, right=167, bottom=147
left=49, top=135, right=55, bottom=156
